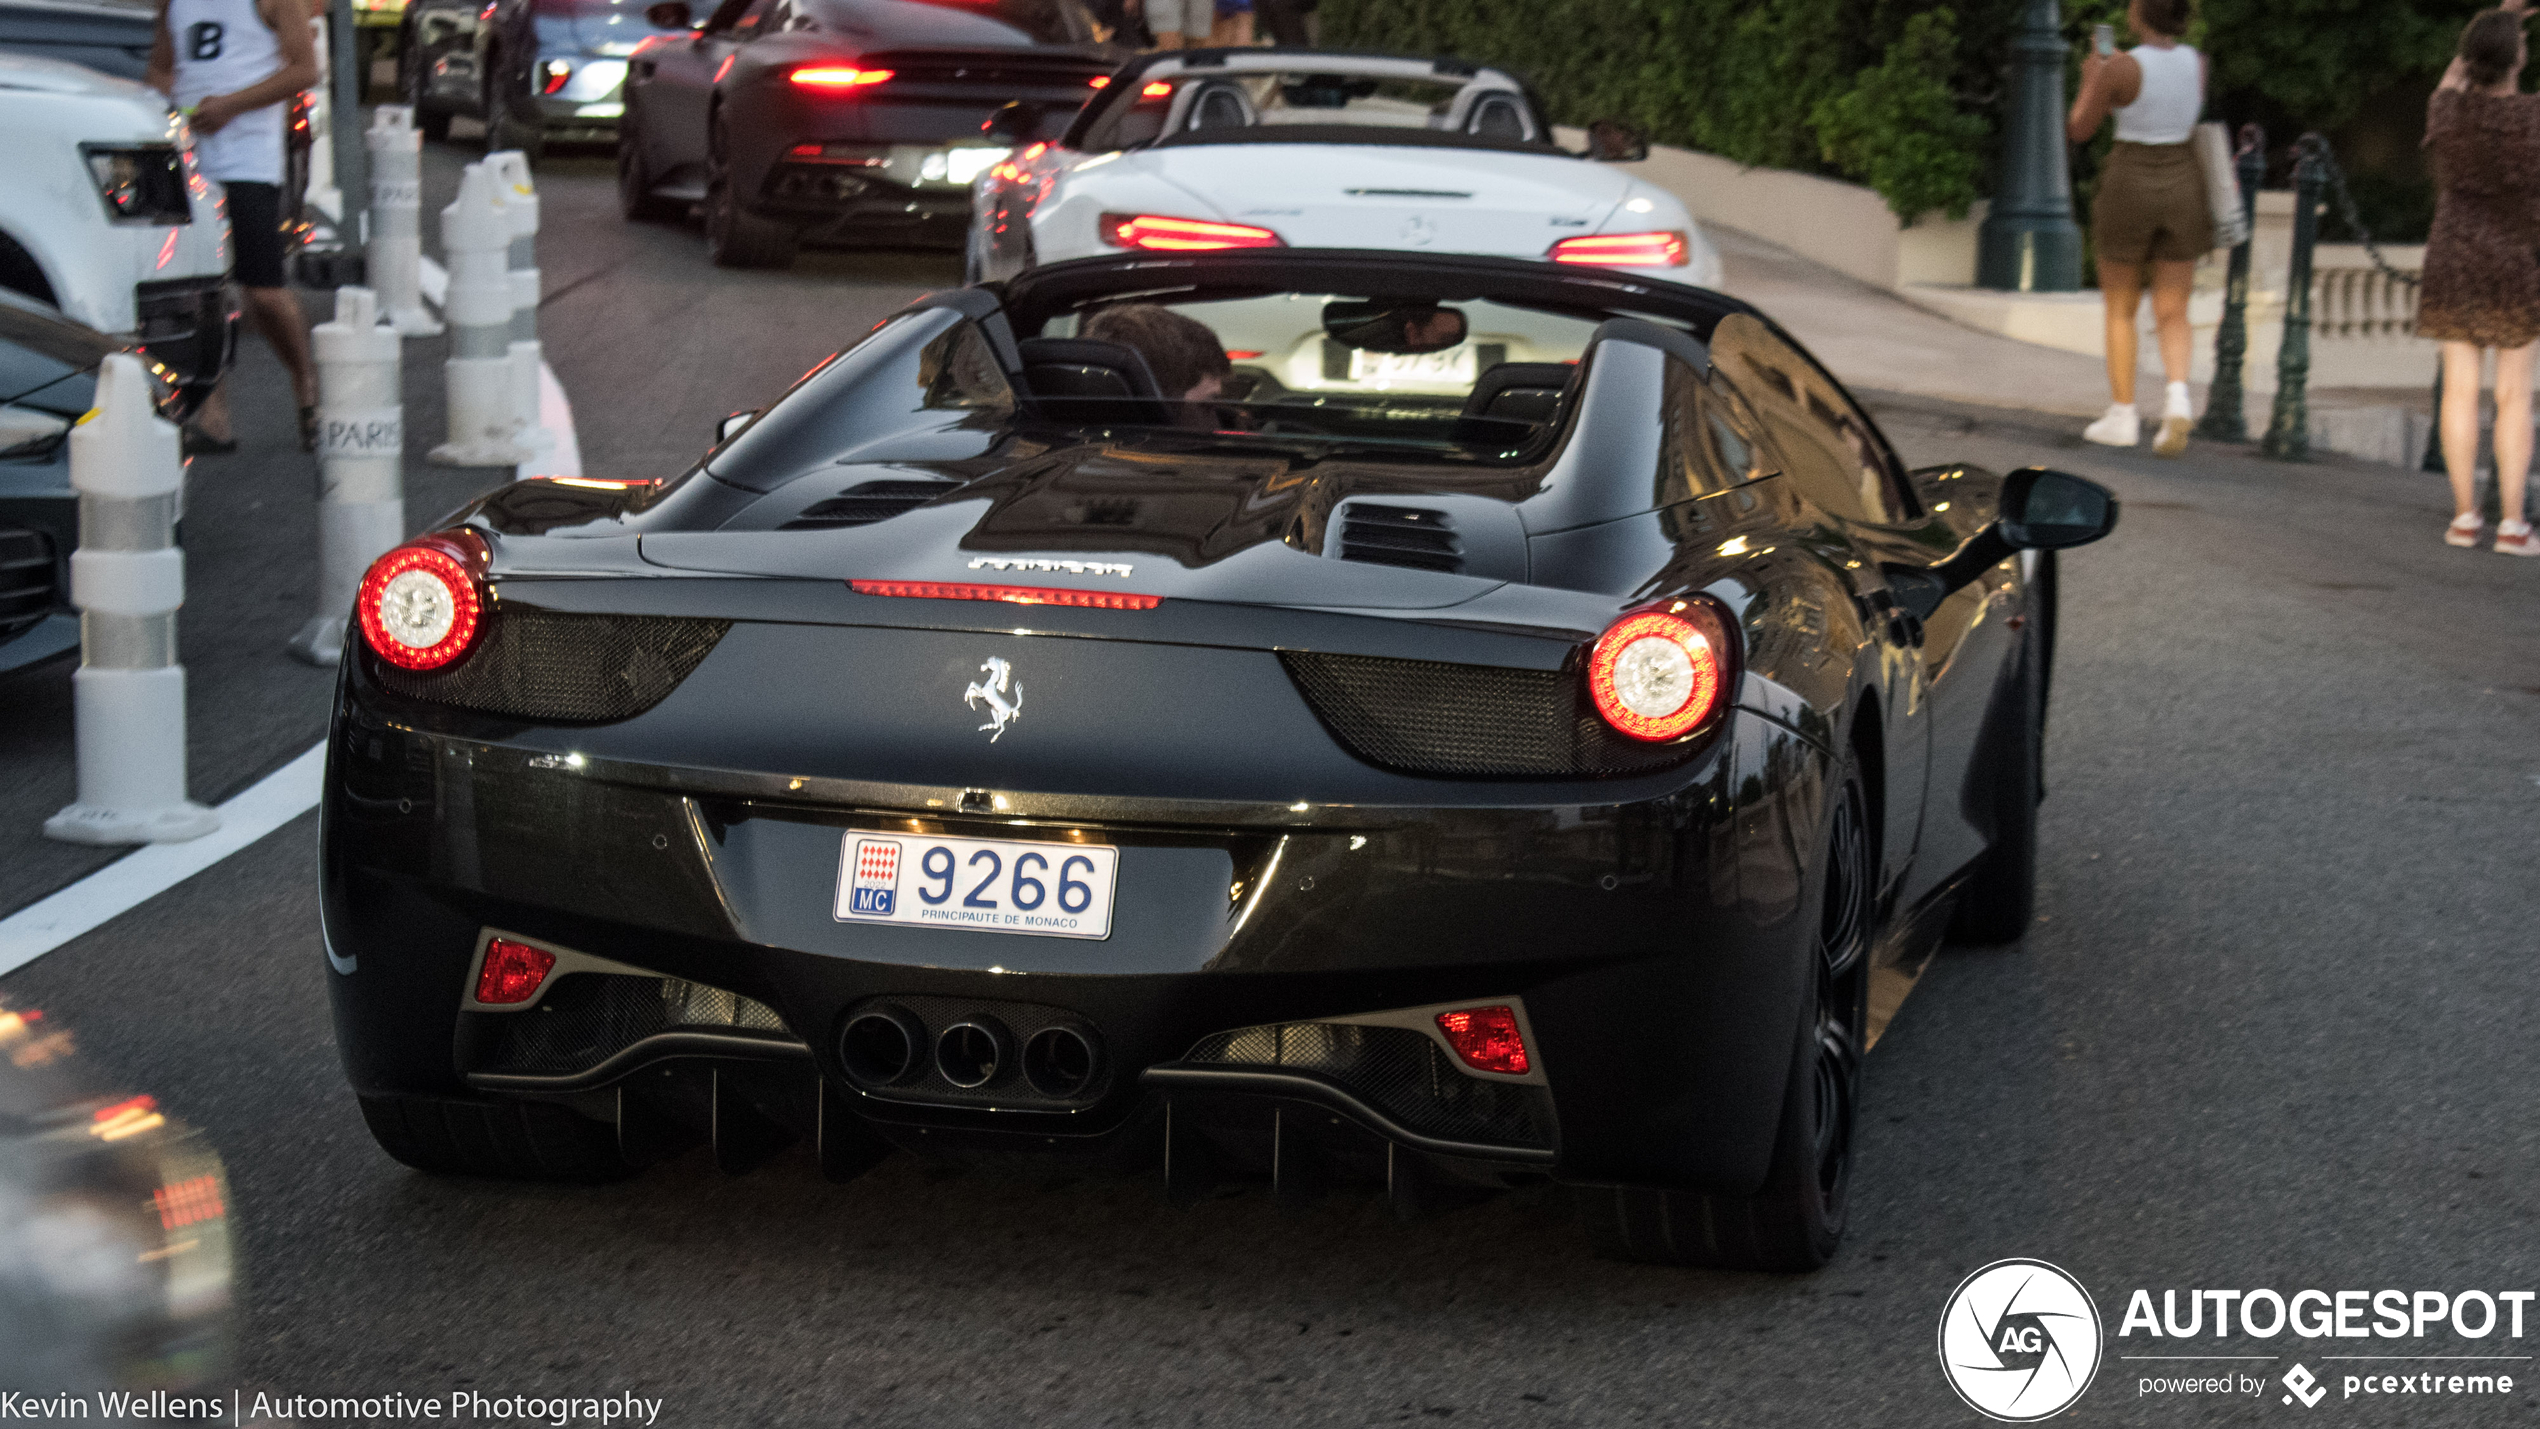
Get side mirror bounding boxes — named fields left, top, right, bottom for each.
left=1584, top=118, right=1648, bottom=163
left=2001, top=466, right=2119, bottom=549
left=1892, top=467, right=2117, bottom=618
left=716, top=409, right=756, bottom=443
left=983, top=100, right=1043, bottom=144
left=643, top=0, right=692, bottom=27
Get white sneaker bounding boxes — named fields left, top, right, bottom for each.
left=2083, top=404, right=2140, bottom=447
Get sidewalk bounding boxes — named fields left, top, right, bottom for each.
left=1712, top=223, right=2126, bottom=423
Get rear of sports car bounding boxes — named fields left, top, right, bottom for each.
left=319, top=493, right=1820, bottom=1216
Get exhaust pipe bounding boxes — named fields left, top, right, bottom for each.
left=838, top=1005, right=926, bottom=1086
left=1022, top=1024, right=1099, bottom=1098
left=933, top=1017, right=1013, bottom=1089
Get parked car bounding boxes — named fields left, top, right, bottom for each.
left=0, top=0, right=153, bottom=81
left=972, top=49, right=1719, bottom=289
left=0, top=52, right=232, bottom=411
left=0, top=287, right=202, bottom=674
left=400, top=0, right=688, bottom=158
left=320, top=248, right=2117, bottom=1271
left=616, top=0, right=1114, bottom=267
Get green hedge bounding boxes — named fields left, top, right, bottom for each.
left=1319, top=0, right=2476, bottom=231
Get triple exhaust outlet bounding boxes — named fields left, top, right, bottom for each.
left=839, top=1005, right=1100, bottom=1100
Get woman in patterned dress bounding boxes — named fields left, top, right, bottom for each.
left=2421, top=6, right=2540, bottom=556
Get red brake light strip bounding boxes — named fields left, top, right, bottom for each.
left=850, top=580, right=1161, bottom=610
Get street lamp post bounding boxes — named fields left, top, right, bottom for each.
left=1978, top=0, right=2083, bottom=292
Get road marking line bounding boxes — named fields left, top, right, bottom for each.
left=0, top=743, right=326, bottom=977
left=417, top=256, right=581, bottom=476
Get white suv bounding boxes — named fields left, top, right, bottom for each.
left=0, top=50, right=232, bottom=402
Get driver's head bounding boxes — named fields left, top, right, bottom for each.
left=1083, top=304, right=1232, bottom=403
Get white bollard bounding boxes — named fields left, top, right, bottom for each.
left=302, top=14, right=342, bottom=222
left=367, top=107, right=441, bottom=336
left=487, top=150, right=549, bottom=454
left=44, top=354, right=219, bottom=846
left=289, top=287, right=405, bottom=667
left=427, top=161, right=528, bottom=468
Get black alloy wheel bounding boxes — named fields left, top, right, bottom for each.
left=402, top=34, right=453, bottom=142
left=702, top=115, right=798, bottom=269
left=485, top=63, right=546, bottom=162
left=1578, top=758, right=1873, bottom=1272
left=616, top=114, right=678, bottom=221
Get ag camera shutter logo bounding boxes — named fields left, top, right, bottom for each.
left=1939, top=1259, right=2104, bottom=1421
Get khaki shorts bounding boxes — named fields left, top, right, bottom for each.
left=2093, top=141, right=2213, bottom=265
left=1144, top=0, right=1212, bottom=38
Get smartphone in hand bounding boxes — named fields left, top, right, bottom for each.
left=2093, top=22, right=2117, bottom=54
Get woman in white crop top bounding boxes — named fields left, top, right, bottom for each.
left=2067, top=0, right=2212, bottom=457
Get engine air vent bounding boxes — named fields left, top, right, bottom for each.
left=782, top=480, right=955, bottom=530
left=1337, top=504, right=1461, bottom=573
left=0, top=528, right=59, bottom=642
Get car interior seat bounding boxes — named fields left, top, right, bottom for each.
left=1461, top=362, right=1575, bottom=424
left=1181, top=80, right=1258, bottom=133
left=1018, top=337, right=1172, bottom=426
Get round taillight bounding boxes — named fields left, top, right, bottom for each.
left=1586, top=602, right=1731, bottom=742
left=357, top=542, right=483, bottom=670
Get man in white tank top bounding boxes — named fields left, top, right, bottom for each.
left=147, top=0, right=320, bottom=450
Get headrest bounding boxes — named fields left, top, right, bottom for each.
left=1018, top=337, right=1170, bottom=426
left=1462, top=361, right=1575, bottom=423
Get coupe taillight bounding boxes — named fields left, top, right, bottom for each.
left=1586, top=600, right=1731, bottom=742
left=1099, top=213, right=1283, bottom=251
left=790, top=65, right=893, bottom=90
left=357, top=538, right=484, bottom=671
left=1436, top=1006, right=1529, bottom=1075
left=1548, top=231, right=1690, bottom=268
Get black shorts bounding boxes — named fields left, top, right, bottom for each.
left=221, top=180, right=288, bottom=289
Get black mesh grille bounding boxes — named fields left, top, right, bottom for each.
left=376, top=605, right=728, bottom=724
left=1338, top=504, right=1461, bottom=573
left=1279, top=651, right=1701, bottom=779
left=0, top=528, right=58, bottom=641
left=1185, top=1022, right=1551, bottom=1150
left=780, top=479, right=955, bottom=530
left=482, top=974, right=790, bottom=1075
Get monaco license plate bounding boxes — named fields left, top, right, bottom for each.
left=1349, top=343, right=1478, bottom=387
left=833, top=832, right=1118, bottom=940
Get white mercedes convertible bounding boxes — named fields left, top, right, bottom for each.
left=966, top=50, right=1718, bottom=291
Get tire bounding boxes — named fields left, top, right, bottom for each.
left=357, top=1092, right=636, bottom=1182
left=1948, top=634, right=2041, bottom=946
left=703, top=120, right=797, bottom=269
left=485, top=71, right=546, bottom=162
left=416, top=104, right=453, bottom=143
left=617, top=127, right=678, bottom=221
left=1578, top=761, right=1872, bottom=1271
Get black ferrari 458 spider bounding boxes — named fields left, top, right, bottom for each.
left=322, top=249, right=2115, bottom=1270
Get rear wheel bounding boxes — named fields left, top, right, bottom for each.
left=703, top=117, right=797, bottom=269
left=1948, top=635, right=2041, bottom=945
left=357, top=1092, right=636, bottom=1182
left=617, top=124, right=678, bottom=221
left=1578, top=762, right=1871, bottom=1271
left=485, top=71, right=545, bottom=162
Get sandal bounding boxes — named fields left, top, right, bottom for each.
left=2497, top=520, right=2540, bottom=557
left=2445, top=512, right=2486, bottom=548
left=298, top=405, right=319, bottom=453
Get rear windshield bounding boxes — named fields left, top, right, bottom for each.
left=1028, top=292, right=1607, bottom=459
left=1081, top=67, right=1545, bottom=152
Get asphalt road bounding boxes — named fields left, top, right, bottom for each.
left=3, top=138, right=2537, bottom=1427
